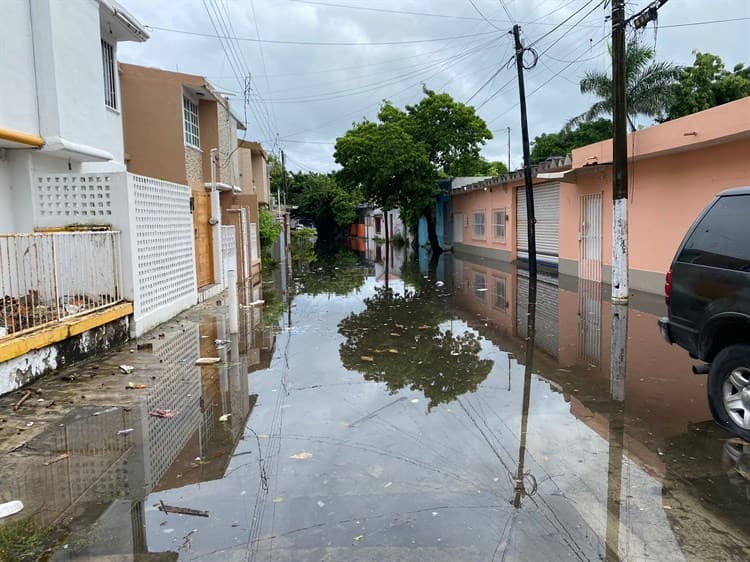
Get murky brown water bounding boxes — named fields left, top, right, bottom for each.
left=2, top=241, right=749, bottom=561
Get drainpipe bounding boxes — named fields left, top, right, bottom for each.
left=210, top=148, right=223, bottom=287
left=0, top=127, right=44, bottom=148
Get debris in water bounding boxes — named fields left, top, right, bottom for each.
left=126, top=382, right=147, bottom=390
left=43, top=453, right=69, bottom=466
left=410, top=399, right=419, bottom=404
left=384, top=481, right=392, bottom=488
left=12, top=391, right=32, bottom=411
left=118, top=428, right=134, bottom=435
left=317, top=500, right=326, bottom=508
left=418, top=325, right=431, bottom=330
left=0, top=500, right=24, bottom=519
left=475, top=288, right=488, bottom=292
left=196, top=357, right=221, bottom=365
left=158, top=501, right=209, bottom=517
left=361, top=356, right=374, bottom=362
left=219, top=413, right=232, bottom=422
left=435, top=281, right=444, bottom=287
left=388, top=349, right=399, bottom=354
left=119, top=365, right=134, bottom=374
left=289, top=451, right=313, bottom=460
left=272, top=497, right=284, bottom=503
left=150, top=409, right=178, bottom=418
left=353, top=535, right=364, bottom=542
left=389, top=333, right=401, bottom=337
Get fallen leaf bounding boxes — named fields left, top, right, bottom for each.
left=289, top=452, right=313, bottom=460
left=388, top=349, right=399, bottom=354
left=418, top=325, right=431, bottom=330
left=361, top=356, right=374, bottom=362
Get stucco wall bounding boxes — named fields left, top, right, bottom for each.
left=216, top=103, right=239, bottom=187
left=560, top=138, right=750, bottom=280
left=185, top=147, right=203, bottom=186
left=451, top=180, right=516, bottom=257
left=238, top=146, right=254, bottom=192
left=0, top=1, right=38, bottom=135
left=120, top=64, right=189, bottom=184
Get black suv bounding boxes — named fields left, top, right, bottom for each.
left=659, top=187, right=750, bottom=440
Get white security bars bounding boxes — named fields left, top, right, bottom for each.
left=0, top=232, right=123, bottom=338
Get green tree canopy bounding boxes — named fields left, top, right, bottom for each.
left=531, top=119, right=612, bottom=163
left=336, top=87, right=492, bottom=252
left=568, top=39, right=681, bottom=131
left=666, top=51, right=750, bottom=120
left=338, top=286, right=493, bottom=410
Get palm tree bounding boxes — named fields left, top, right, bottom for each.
left=567, top=39, right=681, bottom=131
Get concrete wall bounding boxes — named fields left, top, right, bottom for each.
left=216, top=103, right=239, bottom=187
left=451, top=179, right=517, bottom=257
left=0, top=316, right=129, bottom=395
left=238, top=146, right=254, bottom=192
left=562, top=99, right=750, bottom=293
left=120, top=64, right=190, bottom=185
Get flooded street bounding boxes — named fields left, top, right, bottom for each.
left=2, top=242, right=750, bottom=561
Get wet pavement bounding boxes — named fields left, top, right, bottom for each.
left=1, top=241, right=750, bottom=561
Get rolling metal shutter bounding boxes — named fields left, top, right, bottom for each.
left=516, top=183, right=560, bottom=263
left=516, top=273, right=559, bottom=359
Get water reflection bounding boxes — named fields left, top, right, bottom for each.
left=338, top=285, right=493, bottom=410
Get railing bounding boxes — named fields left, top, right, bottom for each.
left=0, top=231, right=123, bottom=338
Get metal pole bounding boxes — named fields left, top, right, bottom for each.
left=210, top=148, right=223, bottom=286
left=228, top=269, right=239, bottom=333
left=611, top=0, right=628, bottom=304
left=512, top=25, right=537, bottom=279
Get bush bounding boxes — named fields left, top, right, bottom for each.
left=259, top=208, right=282, bottom=249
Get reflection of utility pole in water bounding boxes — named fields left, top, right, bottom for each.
left=513, top=277, right=537, bottom=508
left=605, top=303, right=628, bottom=561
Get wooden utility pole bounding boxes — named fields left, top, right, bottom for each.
left=512, top=25, right=537, bottom=279
left=611, top=0, right=628, bottom=304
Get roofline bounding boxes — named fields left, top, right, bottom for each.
left=718, top=186, right=750, bottom=197
left=99, top=0, right=149, bottom=41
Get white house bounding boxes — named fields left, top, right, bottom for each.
left=0, top=0, right=149, bottom=232
left=0, top=1, right=198, bottom=394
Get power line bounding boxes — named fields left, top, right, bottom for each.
left=527, top=0, right=603, bottom=48
left=496, top=0, right=516, bottom=24
left=468, top=0, right=505, bottom=32
left=145, top=24, right=503, bottom=46
left=659, top=16, right=750, bottom=28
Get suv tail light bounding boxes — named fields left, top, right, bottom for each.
left=665, top=269, right=672, bottom=305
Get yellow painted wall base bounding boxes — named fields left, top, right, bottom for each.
left=0, top=303, right=133, bottom=363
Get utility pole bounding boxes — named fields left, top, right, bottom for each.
left=611, top=0, right=628, bottom=304
left=512, top=25, right=537, bottom=279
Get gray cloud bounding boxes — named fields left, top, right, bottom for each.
left=119, top=0, right=750, bottom=172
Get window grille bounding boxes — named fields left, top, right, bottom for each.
left=183, top=96, right=200, bottom=148
left=101, top=40, right=117, bottom=109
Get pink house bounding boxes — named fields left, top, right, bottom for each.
left=451, top=96, right=750, bottom=295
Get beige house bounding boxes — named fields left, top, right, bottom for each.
left=120, top=63, right=260, bottom=292
left=238, top=140, right=271, bottom=206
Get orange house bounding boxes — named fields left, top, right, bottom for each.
left=451, top=96, right=750, bottom=295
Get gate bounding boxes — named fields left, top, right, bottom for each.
left=578, top=193, right=602, bottom=281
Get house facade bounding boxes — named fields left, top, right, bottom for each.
left=451, top=97, right=750, bottom=295
left=120, top=63, right=255, bottom=294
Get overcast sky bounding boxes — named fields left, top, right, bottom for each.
left=119, top=0, right=750, bottom=173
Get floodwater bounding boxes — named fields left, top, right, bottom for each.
left=2, top=240, right=750, bottom=561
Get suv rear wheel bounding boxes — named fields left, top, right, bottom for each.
left=708, top=344, right=750, bottom=441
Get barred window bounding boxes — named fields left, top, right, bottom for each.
left=101, top=40, right=117, bottom=109
left=472, top=210, right=485, bottom=239
left=183, top=96, right=200, bottom=148
left=492, top=208, right=506, bottom=242
left=494, top=278, right=506, bottom=310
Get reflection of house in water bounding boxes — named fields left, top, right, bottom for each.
left=449, top=251, right=750, bottom=558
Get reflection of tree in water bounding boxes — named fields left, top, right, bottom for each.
left=294, top=246, right=367, bottom=296
left=338, top=286, right=493, bottom=410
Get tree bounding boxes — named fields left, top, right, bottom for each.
left=472, top=158, right=509, bottom=176
left=530, top=119, right=612, bottom=163
left=334, top=118, right=436, bottom=249
left=339, top=88, right=492, bottom=254
left=568, top=39, right=681, bottom=131
left=292, top=172, right=360, bottom=240
left=666, top=52, right=750, bottom=120
left=338, top=286, right=493, bottom=410
left=258, top=207, right=281, bottom=252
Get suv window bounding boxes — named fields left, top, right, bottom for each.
left=679, top=195, right=750, bottom=271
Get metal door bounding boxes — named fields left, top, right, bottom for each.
left=517, top=183, right=560, bottom=262
left=454, top=213, right=463, bottom=243
left=578, top=193, right=602, bottom=281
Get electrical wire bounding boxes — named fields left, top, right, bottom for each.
left=468, top=0, right=506, bottom=32
left=146, top=24, right=503, bottom=47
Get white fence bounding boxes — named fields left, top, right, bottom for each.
left=221, top=224, right=237, bottom=287
left=128, top=174, right=197, bottom=335
left=33, top=172, right=198, bottom=337
left=0, top=231, right=122, bottom=338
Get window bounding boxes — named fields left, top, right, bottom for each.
left=101, top=40, right=117, bottom=109
left=679, top=195, right=750, bottom=270
left=493, top=278, right=506, bottom=310
left=492, top=208, right=506, bottom=242
left=473, top=272, right=487, bottom=301
left=183, top=96, right=200, bottom=148
left=472, top=210, right=485, bottom=239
